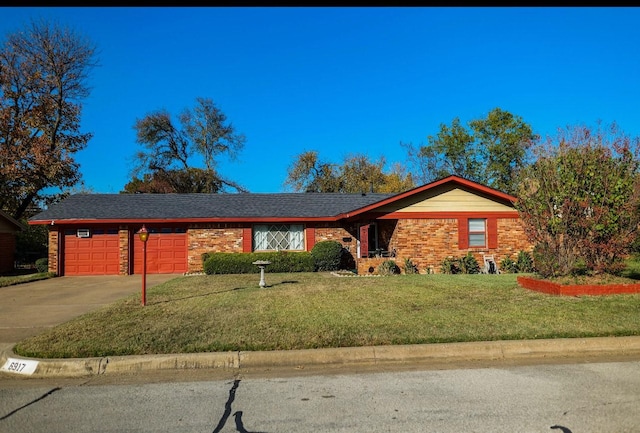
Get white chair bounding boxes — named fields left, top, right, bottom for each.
left=482, top=254, right=499, bottom=274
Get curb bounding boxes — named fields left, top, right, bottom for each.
left=3, top=336, right=640, bottom=378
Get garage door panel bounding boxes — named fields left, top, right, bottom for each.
left=159, top=239, right=174, bottom=248
left=105, top=264, right=119, bottom=274
left=64, top=231, right=119, bottom=276
left=76, top=265, right=91, bottom=274
left=134, top=232, right=187, bottom=274
left=157, top=263, right=177, bottom=273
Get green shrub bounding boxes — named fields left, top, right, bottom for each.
left=267, top=251, right=315, bottom=273
left=500, top=256, right=518, bottom=273
left=440, top=256, right=460, bottom=274
left=402, top=257, right=419, bottom=274
left=459, top=252, right=480, bottom=274
left=310, top=240, right=344, bottom=271
left=440, top=253, right=479, bottom=274
left=203, top=252, right=315, bottom=275
left=515, top=250, right=535, bottom=273
left=378, top=260, right=400, bottom=275
left=500, top=251, right=535, bottom=274
left=35, top=258, right=48, bottom=273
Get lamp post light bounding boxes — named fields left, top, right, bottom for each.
left=137, top=225, right=149, bottom=306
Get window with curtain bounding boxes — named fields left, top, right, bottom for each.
left=253, top=224, right=304, bottom=251
left=468, top=218, right=486, bottom=247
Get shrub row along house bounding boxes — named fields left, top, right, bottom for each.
left=28, top=175, right=533, bottom=276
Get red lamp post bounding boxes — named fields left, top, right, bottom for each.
left=137, top=225, right=149, bottom=306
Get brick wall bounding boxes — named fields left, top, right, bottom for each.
left=357, top=257, right=392, bottom=275
left=119, top=227, right=130, bottom=275
left=187, top=224, right=245, bottom=272
left=388, top=218, right=458, bottom=274
left=314, top=224, right=357, bottom=258
left=496, top=218, right=533, bottom=258
left=185, top=223, right=358, bottom=273
left=380, top=217, right=532, bottom=274
left=48, top=229, right=58, bottom=274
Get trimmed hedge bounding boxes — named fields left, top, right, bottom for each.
left=310, top=240, right=344, bottom=271
left=203, top=252, right=315, bottom=275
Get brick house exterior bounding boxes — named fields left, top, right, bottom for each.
left=29, top=176, right=533, bottom=276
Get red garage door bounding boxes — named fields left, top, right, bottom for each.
left=64, top=228, right=120, bottom=275
left=134, top=228, right=187, bottom=274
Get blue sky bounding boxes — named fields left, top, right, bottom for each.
left=2, top=7, right=640, bottom=193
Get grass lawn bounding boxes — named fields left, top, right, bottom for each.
left=14, top=272, right=640, bottom=359
left=0, top=271, right=55, bottom=287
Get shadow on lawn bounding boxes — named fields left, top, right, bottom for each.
left=149, top=280, right=299, bottom=304
left=261, top=280, right=299, bottom=288
left=150, top=287, right=245, bottom=304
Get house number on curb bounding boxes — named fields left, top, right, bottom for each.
left=1, top=358, right=39, bottom=375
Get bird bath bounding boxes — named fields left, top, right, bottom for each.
left=252, top=260, right=271, bottom=288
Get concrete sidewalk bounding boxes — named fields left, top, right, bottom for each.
left=2, top=275, right=640, bottom=378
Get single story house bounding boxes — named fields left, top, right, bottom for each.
left=28, top=175, right=533, bottom=276
left=0, top=209, right=24, bottom=274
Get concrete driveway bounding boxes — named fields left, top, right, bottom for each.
left=0, top=274, right=181, bottom=350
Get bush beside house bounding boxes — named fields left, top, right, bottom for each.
left=203, top=252, right=314, bottom=274
left=310, top=240, right=344, bottom=271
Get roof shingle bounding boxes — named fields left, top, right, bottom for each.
left=29, top=192, right=394, bottom=222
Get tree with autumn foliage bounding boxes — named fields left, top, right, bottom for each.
left=284, top=151, right=414, bottom=193
left=124, top=97, right=246, bottom=193
left=0, top=20, right=97, bottom=221
left=515, top=123, right=640, bottom=278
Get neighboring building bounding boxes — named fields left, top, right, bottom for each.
left=0, top=209, right=24, bottom=274
left=28, top=176, right=533, bottom=276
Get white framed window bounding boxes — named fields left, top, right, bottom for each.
left=468, top=219, right=486, bottom=247
left=253, top=224, right=304, bottom=251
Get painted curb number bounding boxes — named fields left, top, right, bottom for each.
left=1, top=358, right=39, bottom=375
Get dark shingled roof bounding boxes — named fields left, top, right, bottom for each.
left=29, top=192, right=395, bottom=222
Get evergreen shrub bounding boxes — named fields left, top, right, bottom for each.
left=203, top=252, right=314, bottom=275
left=310, top=240, right=344, bottom=271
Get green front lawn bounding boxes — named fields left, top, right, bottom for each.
left=0, top=271, right=55, bottom=287
left=14, top=272, right=640, bottom=359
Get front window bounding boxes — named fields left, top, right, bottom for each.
left=253, top=224, right=304, bottom=251
left=468, top=219, right=486, bottom=247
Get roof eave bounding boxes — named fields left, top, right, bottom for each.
left=29, top=216, right=344, bottom=226
left=0, top=209, right=26, bottom=231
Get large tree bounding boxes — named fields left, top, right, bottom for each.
left=284, top=151, right=414, bottom=193
left=403, top=108, right=536, bottom=194
left=0, top=19, right=97, bottom=220
left=283, top=151, right=341, bottom=193
left=125, top=97, right=246, bottom=193
left=515, top=123, right=640, bottom=277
